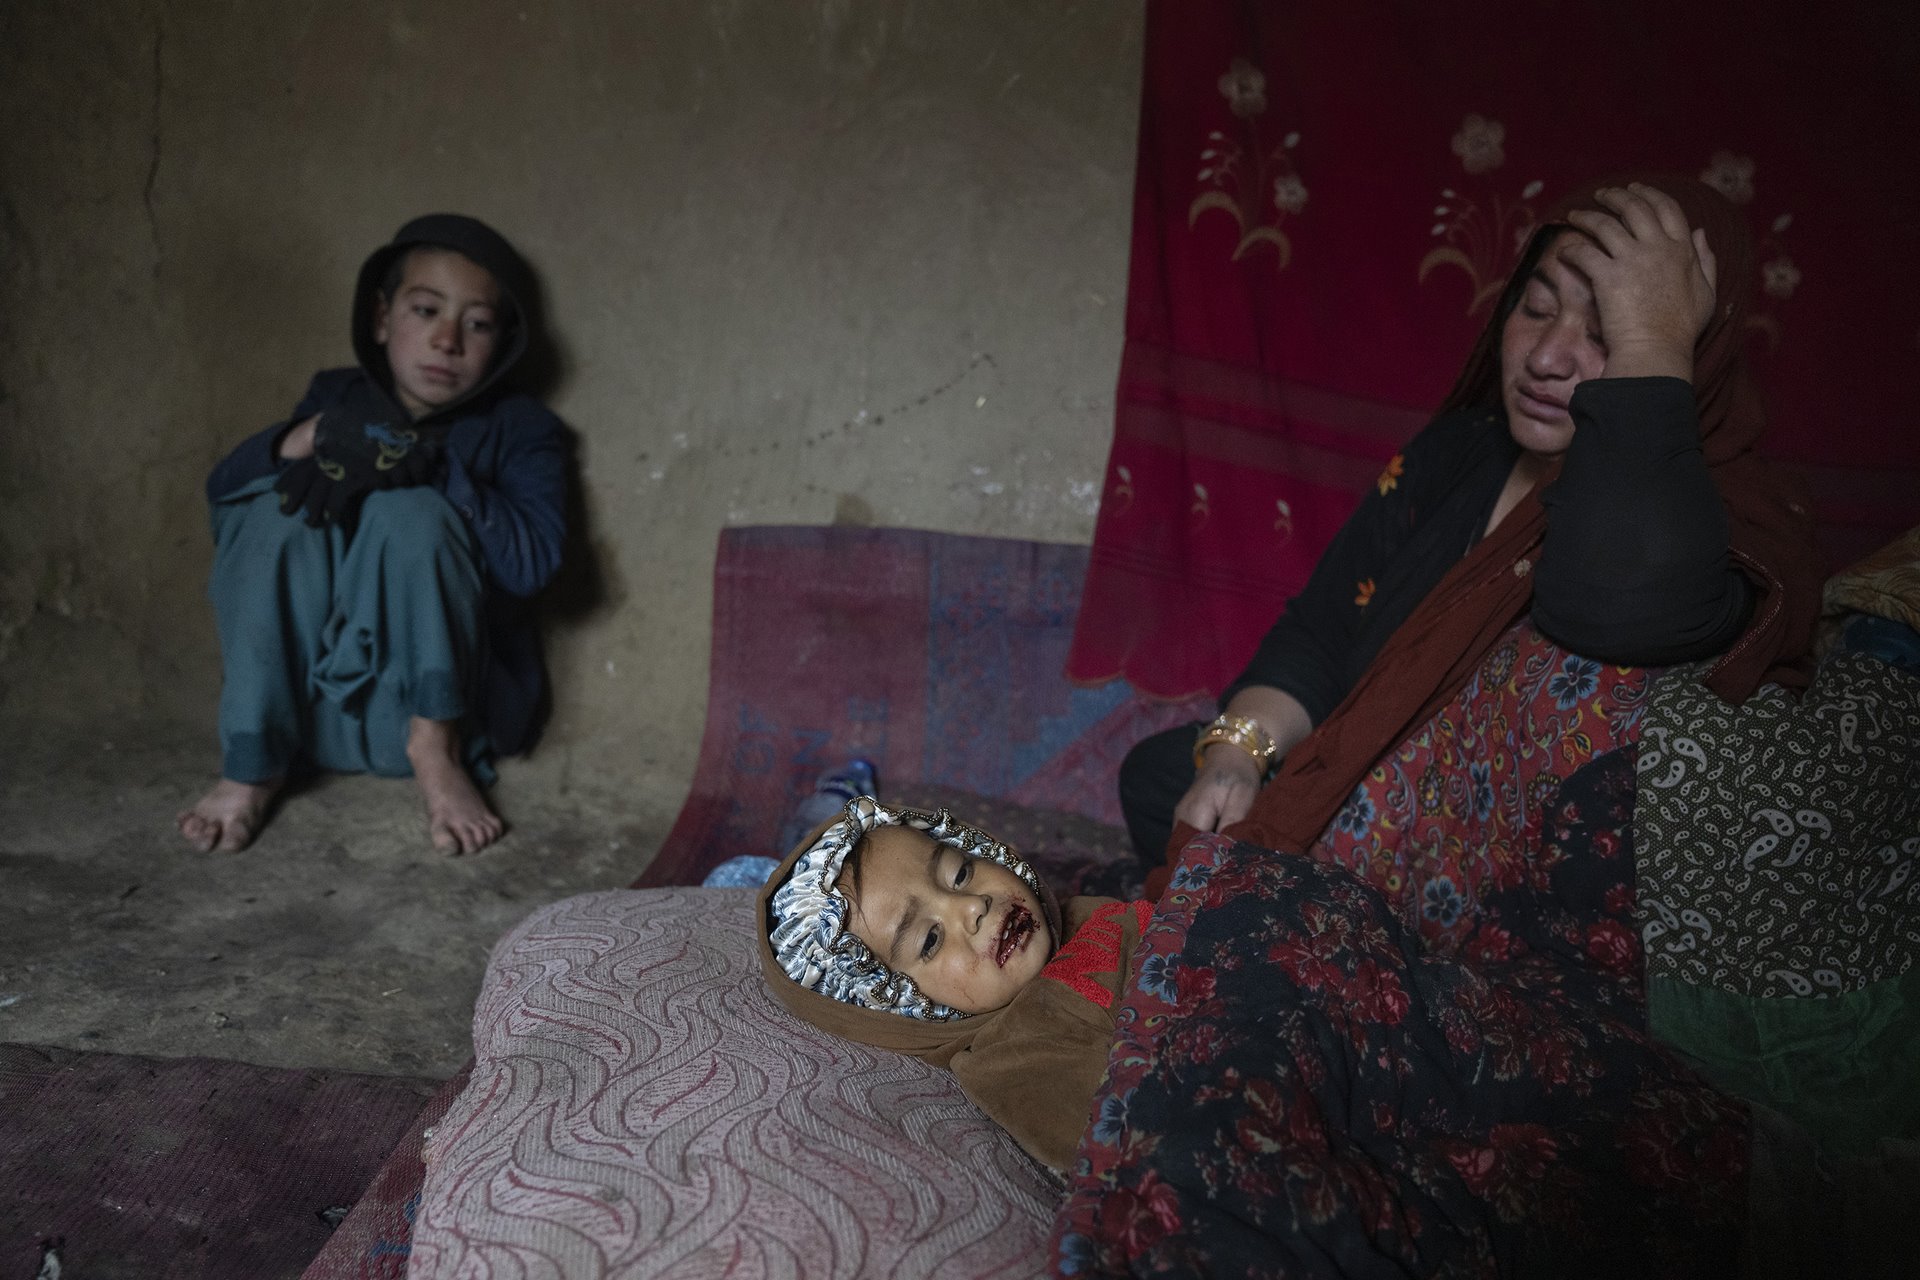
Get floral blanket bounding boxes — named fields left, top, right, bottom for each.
left=1051, top=624, right=1750, bottom=1276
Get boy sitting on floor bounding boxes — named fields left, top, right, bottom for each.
left=177, top=214, right=567, bottom=856
left=755, top=797, right=1152, bottom=1171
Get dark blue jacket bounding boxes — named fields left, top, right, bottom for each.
left=207, top=366, right=568, bottom=754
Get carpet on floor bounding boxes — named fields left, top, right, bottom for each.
left=0, top=1043, right=436, bottom=1280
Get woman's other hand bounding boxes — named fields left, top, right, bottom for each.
left=1172, top=688, right=1313, bottom=835
left=1174, top=744, right=1264, bottom=833
left=277, top=414, right=320, bottom=461
left=1560, top=183, right=1718, bottom=383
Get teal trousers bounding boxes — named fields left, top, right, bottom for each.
left=209, top=480, right=489, bottom=783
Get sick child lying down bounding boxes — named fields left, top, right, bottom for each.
left=754, top=797, right=1151, bottom=1172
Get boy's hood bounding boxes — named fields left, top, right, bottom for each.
left=754, top=814, right=1099, bottom=1067
left=351, top=213, right=537, bottom=423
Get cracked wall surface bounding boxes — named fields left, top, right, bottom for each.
left=0, top=1, right=1144, bottom=796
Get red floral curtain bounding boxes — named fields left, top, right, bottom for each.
left=1067, top=0, right=1920, bottom=698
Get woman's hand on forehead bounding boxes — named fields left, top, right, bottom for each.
left=1558, top=183, right=1718, bottom=383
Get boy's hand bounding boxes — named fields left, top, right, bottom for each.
left=272, top=386, right=445, bottom=529
left=276, top=456, right=358, bottom=528
left=276, top=415, right=320, bottom=461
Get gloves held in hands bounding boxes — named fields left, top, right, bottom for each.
left=274, top=386, right=446, bottom=530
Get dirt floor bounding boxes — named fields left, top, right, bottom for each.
left=0, top=712, right=686, bottom=1079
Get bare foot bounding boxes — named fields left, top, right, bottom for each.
left=176, top=777, right=281, bottom=852
left=407, top=717, right=504, bottom=856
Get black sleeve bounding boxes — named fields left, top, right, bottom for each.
left=1532, top=376, right=1753, bottom=664
left=1224, top=418, right=1468, bottom=723
left=438, top=400, right=570, bottom=598
left=203, top=368, right=356, bottom=504
left=204, top=421, right=292, bottom=503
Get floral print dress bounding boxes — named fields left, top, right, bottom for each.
left=1053, top=621, right=1750, bottom=1277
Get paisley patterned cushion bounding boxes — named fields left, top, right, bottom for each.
left=407, top=889, right=1058, bottom=1279
left=1635, top=652, right=1920, bottom=999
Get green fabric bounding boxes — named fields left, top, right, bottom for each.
left=1649, top=967, right=1920, bottom=1157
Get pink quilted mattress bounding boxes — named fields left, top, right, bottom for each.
left=407, top=888, right=1060, bottom=1278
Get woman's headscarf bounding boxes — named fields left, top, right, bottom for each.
left=1215, top=173, right=1824, bottom=865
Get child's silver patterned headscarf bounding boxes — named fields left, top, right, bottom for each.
left=766, top=796, right=1046, bottom=1021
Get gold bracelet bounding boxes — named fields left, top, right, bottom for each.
left=1192, top=713, right=1278, bottom=775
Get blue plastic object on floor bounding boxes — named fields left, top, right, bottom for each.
left=701, top=855, right=781, bottom=888
left=700, top=759, right=882, bottom=888
left=773, top=759, right=878, bottom=855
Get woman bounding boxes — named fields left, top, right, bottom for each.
left=1119, top=179, right=1820, bottom=877
left=1057, top=177, right=1826, bottom=1274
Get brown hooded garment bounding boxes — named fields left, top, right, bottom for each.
left=755, top=828, right=1148, bottom=1172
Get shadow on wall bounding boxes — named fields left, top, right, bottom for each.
left=542, top=434, right=613, bottom=624
left=518, top=260, right=616, bottom=626
left=509, top=257, right=622, bottom=752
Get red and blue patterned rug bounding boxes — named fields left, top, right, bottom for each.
left=646, top=525, right=1208, bottom=887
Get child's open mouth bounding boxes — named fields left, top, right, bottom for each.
left=993, top=903, right=1035, bottom=967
